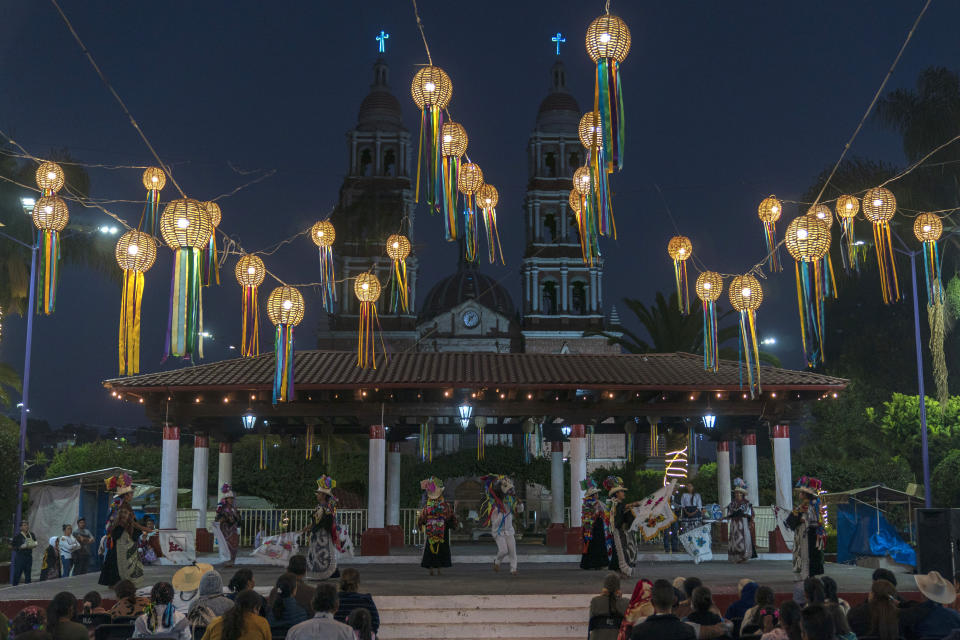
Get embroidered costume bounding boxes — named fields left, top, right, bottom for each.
left=580, top=477, right=613, bottom=570
left=212, top=484, right=241, bottom=566
left=480, top=475, right=523, bottom=575
left=418, top=477, right=457, bottom=575
left=306, top=475, right=344, bottom=580
left=680, top=487, right=704, bottom=533
left=604, top=476, right=637, bottom=577
left=785, top=476, right=825, bottom=580
left=726, top=477, right=755, bottom=563
left=98, top=473, right=143, bottom=587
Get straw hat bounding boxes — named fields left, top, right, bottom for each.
left=315, top=475, right=336, bottom=497
left=220, top=483, right=235, bottom=499
left=915, top=570, right=957, bottom=604
left=171, top=563, right=213, bottom=592
left=603, top=476, right=627, bottom=497
left=795, top=475, right=822, bottom=497
left=733, top=478, right=749, bottom=494
left=580, top=477, right=600, bottom=498
left=420, top=477, right=444, bottom=500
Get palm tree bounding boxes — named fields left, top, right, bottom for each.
left=0, top=362, right=21, bottom=408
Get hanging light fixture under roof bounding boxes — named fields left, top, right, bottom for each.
left=703, top=414, right=716, bottom=429
left=242, top=412, right=256, bottom=430
left=561, top=425, right=572, bottom=438
left=458, top=402, right=473, bottom=430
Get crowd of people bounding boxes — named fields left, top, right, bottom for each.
left=587, top=568, right=960, bottom=640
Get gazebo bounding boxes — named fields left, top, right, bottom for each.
left=104, top=350, right=847, bottom=554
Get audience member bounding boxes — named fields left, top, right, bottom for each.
left=904, top=570, right=960, bottom=640
left=46, top=592, right=87, bottom=640
left=799, top=605, right=834, bottom=640
left=588, top=573, right=629, bottom=640
left=618, top=578, right=654, bottom=639
left=57, top=525, right=80, bottom=578
left=726, top=581, right=759, bottom=620
left=820, top=577, right=849, bottom=615
left=347, top=608, right=375, bottom=640
left=761, top=600, right=802, bottom=640
left=108, top=579, right=150, bottom=619
left=72, top=518, right=94, bottom=576
left=268, top=556, right=315, bottom=614
left=285, top=583, right=355, bottom=640
left=630, top=579, right=696, bottom=640
left=334, top=569, right=380, bottom=633
left=12, top=520, right=37, bottom=586
left=676, top=577, right=701, bottom=618
left=227, top=569, right=255, bottom=598
left=11, top=607, right=51, bottom=640
left=40, top=537, right=60, bottom=581
left=188, top=570, right=234, bottom=626
left=743, top=586, right=776, bottom=632
left=81, top=592, right=107, bottom=615
left=200, top=590, right=269, bottom=640
left=825, top=603, right=854, bottom=640
left=266, top=574, right=309, bottom=631
left=133, top=582, right=191, bottom=640
left=802, top=577, right=825, bottom=608
left=685, top=586, right=730, bottom=638
left=872, top=568, right=906, bottom=603
left=171, top=564, right=213, bottom=614
left=847, top=579, right=899, bottom=640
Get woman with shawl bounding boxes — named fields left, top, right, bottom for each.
left=480, top=474, right=523, bottom=575
left=132, top=582, right=190, bottom=640
left=212, top=484, right=241, bottom=567
left=726, top=477, right=755, bottom=564
left=580, top=477, right=612, bottom=570
left=616, top=578, right=654, bottom=640
left=417, top=477, right=458, bottom=576
left=302, top=475, right=344, bottom=580
left=604, top=476, right=640, bottom=578
left=785, top=476, right=825, bottom=583
left=99, top=473, right=145, bottom=588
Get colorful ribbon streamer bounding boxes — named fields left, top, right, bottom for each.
left=419, top=421, right=432, bottom=462
left=762, top=220, right=782, bottom=272
left=305, top=424, right=314, bottom=460
left=390, top=256, right=410, bottom=313
left=118, top=270, right=144, bottom=375
left=357, top=300, right=383, bottom=369
left=840, top=218, right=861, bottom=274
left=272, top=323, right=295, bottom=404
left=921, top=240, right=944, bottom=305
left=479, top=201, right=503, bottom=264
left=673, top=258, right=690, bottom=315
left=37, top=229, right=60, bottom=315
left=872, top=221, right=901, bottom=304
left=241, top=284, right=260, bottom=357
left=576, top=193, right=601, bottom=266
left=441, top=155, right=460, bottom=240
left=476, top=416, right=486, bottom=461
left=738, top=309, right=762, bottom=398
left=464, top=200, right=478, bottom=263
left=702, top=299, right=718, bottom=373
left=415, top=106, right=443, bottom=212
left=595, top=59, right=625, bottom=170
left=146, top=189, right=160, bottom=237
left=588, top=142, right=615, bottom=238
left=203, top=235, right=220, bottom=287
left=317, top=245, right=336, bottom=313
left=165, top=247, right=203, bottom=360
left=259, top=437, right=267, bottom=470
left=795, top=260, right=827, bottom=369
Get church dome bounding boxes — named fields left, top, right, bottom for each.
left=536, top=60, right=580, bottom=132
left=357, top=58, right=405, bottom=131
left=419, top=265, right=516, bottom=322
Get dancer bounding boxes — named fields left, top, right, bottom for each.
left=418, top=477, right=457, bottom=576
left=303, top=475, right=345, bottom=580
left=480, top=474, right=523, bottom=575
left=725, top=478, right=755, bottom=564
left=785, top=476, right=825, bottom=589
left=98, top=473, right=145, bottom=587
left=212, top=484, right=241, bottom=567
left=679, top=483, right=703, bottom=533
left=604, top=476, right=639, bottom=578
left=580, top=478, right=612, bottom=570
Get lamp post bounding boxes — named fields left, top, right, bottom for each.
left=458, top=402, right=473, bottom=430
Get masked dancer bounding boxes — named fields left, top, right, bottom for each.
left=580, top=478, right=612, bottom=570
left=303, top=475, right=344, bottom=580
left=726, top=477, right=755, bottom=563
left=480, top=475, right=523, bottom=575
left=785, top=476, right=825, bottom=593
left=98, top=473, right=145, bottom=587
left=418, top=477, right=457, bottom=576
left=212, top=484, right=241, bottom=567
left=604, top=476, right=640, bottom=578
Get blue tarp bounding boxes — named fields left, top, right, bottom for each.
left=837, top=500, right=916, bottom=567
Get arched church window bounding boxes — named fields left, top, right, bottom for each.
left=359, top=148, right=372, bottom=176
left=383, top=149, right=396, bottom=176
left=542, top=281, right=558, bottom=315
left=571, top=281, right=587, bottom=315
left=543, top=213, right=557, bottom=242
left=544, top=152, right=556, bottom=177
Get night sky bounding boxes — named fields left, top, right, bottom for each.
left=0, top=1, right=956, bottom=430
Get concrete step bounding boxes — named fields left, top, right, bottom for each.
left=378, top=621, right=583, bottom=639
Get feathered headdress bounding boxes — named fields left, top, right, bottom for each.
left=220, top=483, right=235, bottom=499
left=316, top=475, right=336, bottom=496
left=795, top=475, right=822, bottom=496
left=479, top=474, right=517, bottom=527
left=603, top=475, right=627, bottom=497
left=420, top=476, right=444, bottom=500
left=733, top=477, right=748, bottom=494
left=581, top=477, right=600, bottom=498
left=104, top=473, right=133, bottom=496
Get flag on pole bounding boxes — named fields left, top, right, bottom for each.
left=629, top=479, right=678, bottom=540
left=679, top=523, right=714, bottom=564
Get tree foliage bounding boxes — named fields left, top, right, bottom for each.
left=866, top=393, right=960, bottom=482
left=0, top=415, right=21, bottom=535
left=931, top=450, right=960, bottom=508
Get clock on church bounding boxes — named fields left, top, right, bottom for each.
left=462, top=309, right=479, bottom=328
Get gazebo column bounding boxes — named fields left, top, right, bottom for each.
left=565, top=425, right=587, bottom=554
left=217, top=441, right=232, bottom=498
left=742, top=431, right=759, bottom=506
left=385, top=442, right=403, bottom=548
left=361, top=425, right=390, bottom=555
left=769, top=423, right=793, bottom=552
left=192, top=433, right=213, bottom=552
left=160, top=425, right=180, bottom=530
left=717, top=441, right=732, bottom=509
left=546, top=440, right=566, bottom=547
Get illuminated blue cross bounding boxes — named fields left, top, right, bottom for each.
left=552, top=32, right=566, bottom=55
left=376, top=30, right=390, bottom=54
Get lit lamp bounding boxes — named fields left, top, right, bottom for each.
left=202, top=201, right=222, bottom=286
left=116, top=230, right=157, bottom=375
left=242, top=413, right=256, bottom=430
left=561, top=425, right=572, bottom=438
left=667, top=235, right=693, bottom=314
left=354, top=273, right=383, bottom=368
left=266, top=286, right=304, bottom=404
left=702, top=414, right=716, bottom=429
left=141, top=167, right=165, bottom=236
left=729, top=274, right=763, bottom=397
left=33, top=161, right=68, bottom=315
left=835, top=195, right=860, bottom=271
left=458, top=402, right=473, bottom=430
left=862, top=186, right=900, bottom=303
left=805, top=204, right=838, bottom=301
left=757, top=196, right=783, bottom=272
left=585, top=13, right=631, bottom=170
left=411, top=65, right=453, bottom=211
left=440, top=121, right=468, bottom=240
left=786, top=215, right=831, bottom=368
left=386, top=234, right=411, bottom=313
left=695, top=271, right=723, bottom=372
left=457, top=163, right=484, bottom=262
left=914, top=212, right=944, bottom=303
left=579, top=111, right=613, bottom=237
left=476, top=184, right=503, bottom=264
left=310, top=220, right=337, bottom=312
left=572, top=167, right=598, bottom=264
left=235, top=254, right=266, bottom=357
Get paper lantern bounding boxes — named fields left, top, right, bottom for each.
left=568, top=190, right=582, bottom=215
left=160, top=198, right=212, bottom=359
left=667, top=236, right=693, bottom=315
left=386, top=234, right=411, bottom=313
left=835, top=195, right=860, bottom=272
left=586, top=14, right=631, bottom=170
left=439, top=121, right=468, bottom=241
left=803, top=206, right=838, bottom=301
left=729, top=275, right=762, bottom=396
left=411, top=65, right=453, bottom=214
left=32, top=196, right=69, bottom=315
left=354, top=273, right=383, bottom=369
left=573, top=167, right=592, bottom=195
left=862, top=187, right=900, bottom=303
left=915, top=213, right=944, bottom=304
left=201, top=201, right=222, bottom=286
left=477, top=184, right=503, bottom=264
left=579, top=111, right=614, bottom=241
left=807, top=203, right=833, bottom=229
left=142, top=167, right=166, bottom=192
left=757, top=196, right=783, bottom=272
left=457, top=163, right=483, bottom=195
left=441, top=122, right=468, bottom=157
left=310, top=220, right=337, bottom=312
left=458, top=163, right=484, bottom=262
left=267, top=286, right=304, bottom=403
left=696, top=271, right=723, bottom=373
left=571, top=168, right=599, bottom=266
left=141, top=167, right=166, bottom=236
left=36, top=162, right=64, bottom=194
left=578, top=111, right=602, bottom=149
left=116, top=230, right=156, bottom=376
left=235, top=254, right=266, bottom=358
left=785, top=216, right=830, bottom=262
left=785, top=216, right=832, bottom=368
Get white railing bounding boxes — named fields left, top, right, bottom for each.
left=231, top=508, right=429, bottom=549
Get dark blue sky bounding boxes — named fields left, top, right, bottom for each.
left=0, top=1, right=955, bottom=429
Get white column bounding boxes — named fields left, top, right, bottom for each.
left=550, top=441, right=564, bottom=526
left=742, top=432, right=759, bottom=506
left=217, top=441, right=233, bottom=500
left=773, top=424, right=793, bottom=511
left=160, top=425, right=180, bottom=530
left=717, top=440, right=732, bottom=508
left=368, top=425, right=386, bottom=529
left=386, top=442, right=401, bottom=527
left=192, top=433, right=209, bottom=529
left=569, top=425, right=587, bottom=527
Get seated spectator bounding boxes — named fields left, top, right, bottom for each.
left=109, top=579, right=150, bottom=619
left=286, top=583, right=355, bottom=640
left=904, top=570, right=960, bottom=640
left=269, top=556, right=315, bottom=615
left=133, top=582, right=191, bottom=640
left=334, top=569, right=380, bottom=633
left=588, top=573, right=629, bottom=640
left=685, top=586, right=732, bottom=639
left=630, top=579, right=696, bottom=640
left=873, top=568, right=907, bottom=604
left=188, top=570, right=234, bottom=626
left=11, top=607, right=51, bottom=640
left=761, top=600, right=801, bottom=640
left=618, top=578, right=654, bottom=639
left=81, top=592, right=108, bottom=615
left=676, top=578, right=701, bottom=619
left=347, top=608, right=375, bottom=640
left=227, top=569, right=255, bottom=598
left=799, top=605, right=834, bottom=640
left=847, top=579, right=899, bottom=640
left=200, top=590, right=269, bottom=640
left=46, top=592, right=88, bottom=640
left=726, top=581, right=758, bottom=620
left=266, top=574, right=309, bottom=631
left=802, top=577, right=825, bottom=608
left=820, top=577, right=849, bottom=615
left=743, top=586, right=776, bottom=632
left=825, top=603, right=855, bottom=640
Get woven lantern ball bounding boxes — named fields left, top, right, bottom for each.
left=159, top=198, right=213, bottom=249
left=32, top=196, right=69, bottom=231
left=142, top=167, right=166, bottom=191
left=568, top=190, right=582, bottom=215
left=578, top=111, right=602, bottom=149
left=441, top=122, right=468, bottom=157
left=806, top=203, right=833, bottom=229
left=386, top=234, right=411, bottom=261
left=585, top=14, right=631, bottom=63
left=835, top=195, right=859, bottom=219
left=695, top=271, right=723, bottom=303
left=667, top=235, right=693, bottom=261
left=36, top=162, right=65, bottom=193
left=115, top=230, right=157, bottom=273
left=266, top=286, right=304, bottom=327
left=757, top=196, right=782, bottom=223
left=862, top=187, right=896, bottom=223
left=478, top=183, right=499, bottom=209
left=311, top=220, right=335, bottom=248
left=235, top=253, right=266, bottom=288
left=573, top=166, right=592, bottom=195
left=354, top=273, right=382, bottom=303
left=411, top=66, right=453, bottom=109
left=729, top=274, right=763, bottom=311
left=913, top=213, right=943, bottom=243
left=457, top=163, right=484, bottom=195
left=785, top=215, right=830, bottom=262
left=203, top=201, right=222, bottom=228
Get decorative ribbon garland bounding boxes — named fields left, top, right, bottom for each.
left=118, top=270, right=144, bottom=375
left=872, top=221, right=901, bottom=304
left=840, top=218, right=861, bottom=274
left=475, top=416, right=486, bottom=461
left=463, top=198, right=478, bottom=263
left=702, top=299, right=719, bottom=373
left=795, top=260, right=827, bottom=369
left=357, top=300, right=383, bottom=369
left=165, top=247, right=203, bottom=360
left=415, top=106, right=443, bottom=213
left=37, top=229, right=60, bottom=315
left=595, top=59, right=625, bottom=171
left=626, top=430, right=635, bottom=462
left=762, top=220, right=782, bottom=272
left=203, top=235, right=220, bottom=287
left=479, top=201, right=503, bottom=264
left=390, top=256, right=410, bottom=313
left=738, top=309, right=762, bottom=398
left=145, top=188, right=160, bottom=237
left=272, top=323, right=295, bottom=404
left=673, top=257, right=690, bottom=315
left=240, top=284, right=260, bottom=357
left=305, top=424, right=314, bottom=460
left=921, top=240, right=943, bottom=304
left=259, top=437, right=267, bottom=470
left=317, top=245, right=336, bottom=313
left=441, top=154, right=460, bottom=240
left=588, top=142, right=615, bottom=238
left=576, top=193, right=601, bottom=266
left=419, top=421, right=432, bottom=462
